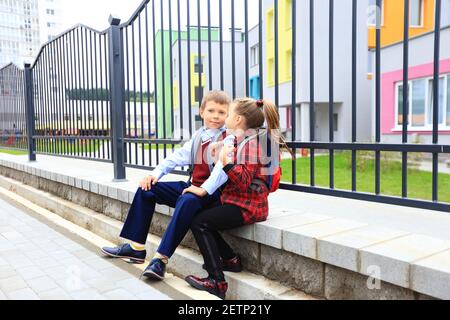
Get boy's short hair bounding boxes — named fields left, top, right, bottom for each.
left=200, top=90, right=231, bottom=110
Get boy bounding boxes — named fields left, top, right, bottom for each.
left=102, top=90, right=241, bottom=280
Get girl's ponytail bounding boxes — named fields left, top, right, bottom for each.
left=260, top=99, right=294, bottom=159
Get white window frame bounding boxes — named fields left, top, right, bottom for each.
left=394, top=73, right=450, bottom=131
left=368, top=0, right=385, bottom=27
left=250, top=44, right=259, bottom=67
left=410, top=0, right=424, bottom=28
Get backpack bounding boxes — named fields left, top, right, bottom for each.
left=236, top=130, right=282, bottom=193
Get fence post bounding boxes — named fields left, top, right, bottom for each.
left=108, top=15, right=127, bottom=181
left=24, top=63, right=36, bottom=162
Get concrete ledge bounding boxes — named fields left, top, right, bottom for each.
left=0, top=155, right=448, bottom=299
left=0, top=174, right=313, bottom=300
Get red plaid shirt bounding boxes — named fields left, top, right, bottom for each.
left=221, top=137, right=269, bottom=225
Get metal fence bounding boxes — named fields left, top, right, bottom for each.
left=0, top=63, right=27, bottom=151
left=0, top=0, right=449, bottom=212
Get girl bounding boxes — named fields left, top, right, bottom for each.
left=185, top=98, right=291, bottom=300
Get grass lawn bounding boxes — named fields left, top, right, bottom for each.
left=281, top=152, right=450, bottom=203
left=0, top=148, right=28, bottom=155
left=35, top=140, right=103, bottom=154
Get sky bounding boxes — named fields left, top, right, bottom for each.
left=60, top=0, right=144, bottom=31
left=58, top=0, right=260, bottom=37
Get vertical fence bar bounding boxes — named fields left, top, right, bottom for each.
left=291, top=0, right=297, bottom=185
left=125, top=27, right=131, bottom=164
left=139, top=13, right=145, bottom=165
left=75, top=29, right=81, bottom=156
left=169, top=0, right=175, bottom=146
left=245, top=0, right=249, bottom=97
left=432, top=0, right=441, bottom=202
left=207, top=0, right=212, bottom=90
left=89, top=30, right=94, bottom=158
left=161, top=0, right=167, bottom=156
left=108, top=16, right=126, bottom=181
left=104, top=34, right=111, bottom=159
left=259, top=0, right=263, bottom=98
left=351, top=0, right=357, bottom=192
left=145, top=5, right=153, bottom=166
left=132, top=23, right=138, bottom=165
left=219, top=0, right=224, bottom=91
left=186, top=0, right=193, bottom=134
left=375, top=0, right=381, bottom=195
left=177, top=0, right=184, bottom=141
left=274, top=0, right=279, bottom=108
left=99, top=32, right=106, bottom=159
left=24, top=64, right=36, bottom=161
left=329, top=0, right=334, bottom=189
left=197, top=0, right=203, bottom=104
left=402, top=0, right=410, bottom=198
left=231, top=0, right=236, bottom=99
left=152, top=0, right=161, bottom=162
left=309, top=0, right=315, bottom=187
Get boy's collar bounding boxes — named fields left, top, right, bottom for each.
left=203, top=126, right=226, bottom=133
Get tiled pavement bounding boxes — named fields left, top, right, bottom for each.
left=0, top=197, right=171, bottom=300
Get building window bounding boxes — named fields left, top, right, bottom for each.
left=195, top=115, right=203, bottom=130
left=333, top=114, right=338, bottom=132
left=396, top=73, right=450, bottom=128
left=447, top=74, right=450, bottom=125
left=427, top=77, right=445, bottom=125
left=411, top=79, right=426, bottom=127
left=368, top=0, right=384, bottom=27
left=249, top=76, right=260, bottom=100
left=268, top=58, right=274, bottom=85
left=286, top=50, right=292, bottom=79
left=194, top=86, right=204, bottom=103
left=194, top=56, right=203, bottom=74
left=285, top=0, right=292, bottom=30
left=173, top=58, right=177, bottom=78
left=250, top=44, right=259, bottom=67
left=267, top=9, right=274, bottom=40
left=410, top=0, right=423, bottom=27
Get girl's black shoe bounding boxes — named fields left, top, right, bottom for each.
left=202, top=255, right=243, bottom=273
left=185, top=275, right=228, bottom=300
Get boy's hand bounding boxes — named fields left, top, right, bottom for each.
left=182, top=186, right=208, bottom=197
left=139, top=175, right=158, bottom=191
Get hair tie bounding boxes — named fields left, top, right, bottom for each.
left=256, top=99, right=264, bottom=108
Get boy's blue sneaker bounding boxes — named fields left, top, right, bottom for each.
left=101, top=244, right=146, bottom=264
left=142, top=258, right=166, bottom=281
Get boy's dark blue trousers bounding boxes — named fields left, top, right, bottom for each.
left=119, top=181, right=220, bottom=258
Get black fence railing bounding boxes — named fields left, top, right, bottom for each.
left=0, top=63, right=27, bottom=151
left=0, top=0, right=449, bottom=212
left=29, top=24, right=112, bottom=163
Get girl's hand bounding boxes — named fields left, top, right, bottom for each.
left=209, top=141, right=224, bottom=162
left=220, top=145, right=236, bottom=165
left=182, top=186, right=208, bottom=197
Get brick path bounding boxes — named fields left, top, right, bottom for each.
left=0, top=197, right=170, bottom=300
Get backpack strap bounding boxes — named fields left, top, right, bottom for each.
left=235, top=129, right=280, bottom=191
left=236, top=132, right=262, bottom=164
left=187, top=129, right=203, bottom=183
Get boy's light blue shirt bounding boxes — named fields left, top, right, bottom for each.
left=151, top=127, right=233, bottom=195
